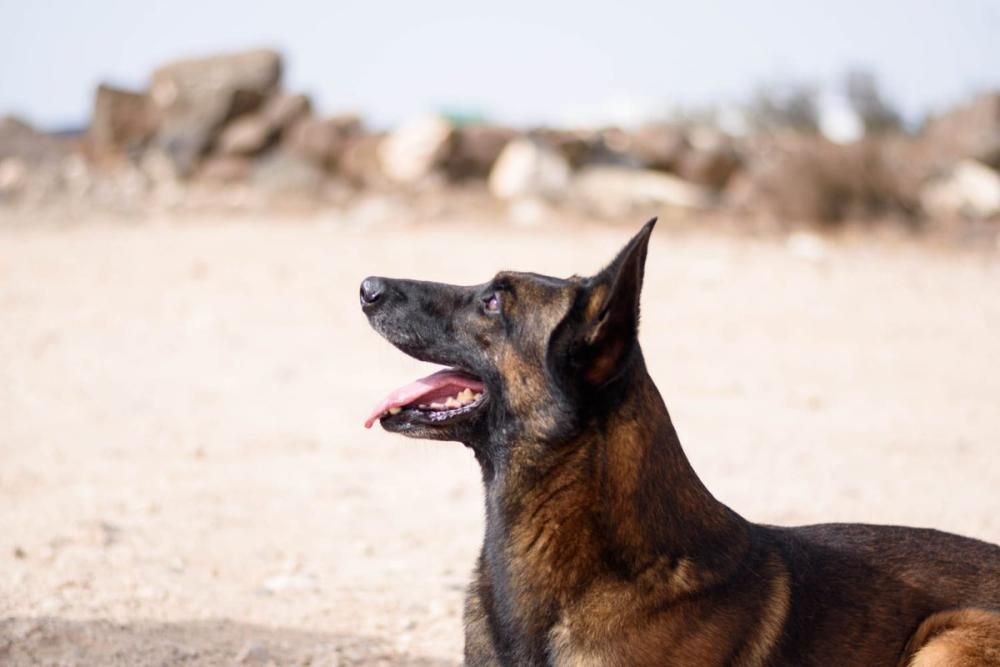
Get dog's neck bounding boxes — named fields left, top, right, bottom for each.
left=480, top=352, right=750, bottom=606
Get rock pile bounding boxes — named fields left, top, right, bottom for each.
left=1, top=48, right=998, bottom=226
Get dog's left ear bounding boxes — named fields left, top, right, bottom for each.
left=576, top=218, right=656, bottom=386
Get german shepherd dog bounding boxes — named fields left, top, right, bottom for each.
left=360, top=219, right=1000, bottom=666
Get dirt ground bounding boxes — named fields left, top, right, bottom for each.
left=1, top=215, right=999, bottom=666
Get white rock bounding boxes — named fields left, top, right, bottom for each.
left=0, top=157, right=27, bottom=193
left=489, top=138, right=571, bottom=201
left=571, top=165, right=713, bottom=217
left=920, top=160, right=1000, bottom=220
left=377, top=115, right=454, bottom=183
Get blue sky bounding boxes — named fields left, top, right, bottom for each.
left=1, top=0, right=998, bottom=130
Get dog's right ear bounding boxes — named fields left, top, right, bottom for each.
left=572, top=218, right=656, bottom=386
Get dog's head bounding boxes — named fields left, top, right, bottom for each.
left=361, top=219, right=655, bottom=471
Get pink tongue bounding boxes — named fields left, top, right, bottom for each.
left=364, top=369, right=484, bottom=429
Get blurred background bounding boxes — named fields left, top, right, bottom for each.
left=1, top=0, right=1000, bottom=227
left=1, top=2, right=999, bottom=665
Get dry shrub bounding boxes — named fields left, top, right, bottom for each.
left=728, top=134, right=919, bottom=224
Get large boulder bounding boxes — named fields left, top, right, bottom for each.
left=216, top=93, right=311, bottom=156
left=149, top=49, right=282, bottom=175
left=571, top=165, right=713, bottom=217
left=0, top=116, right=71, bottom=200
left=0, top=116, right=70, bottom=164
left=87, top=84, right=157, bottom=158
left=216, top=115, right=272, bottom=156
left=283, top=113, right=363, bottom=170
left=488, top=138, right=571, bottom=201
left=920, top=159, right=1000, bottom=220
left=259, top=93, right=311, bottom=133
left=377, top=115, right=454, bottom=184
left=922, top=92, right=1000, bottom=170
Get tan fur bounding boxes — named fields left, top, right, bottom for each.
left=901, top=609, right=1000, bottom=667
left=731, top=557, right=791, bottom=666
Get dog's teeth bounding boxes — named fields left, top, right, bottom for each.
left=430, top=402, right=446, bottom=409
left=419, top=403, right=429, bottom=409
left=473, top=392, right=482, bottom=400
left=445, top=397, right=461, bottom=408
left=388, top=407, right=401, bottom=415
left=457, top=388, right=474, bottom=403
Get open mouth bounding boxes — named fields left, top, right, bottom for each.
left=364, top=368, right=487, bottom=429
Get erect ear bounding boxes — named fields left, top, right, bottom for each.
left=576, top=218, right=656, bottom=386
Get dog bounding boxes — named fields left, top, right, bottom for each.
left=360, top=219, right=1000, bottom=666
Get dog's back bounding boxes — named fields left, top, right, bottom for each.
left=769, top=523, right=1000, bottom=665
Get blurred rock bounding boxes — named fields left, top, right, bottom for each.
left=260, top=93, right=311, bottom=133
left=284, top=114, right=363, bottom=170
left=619, top=124, right=689, bottom=171
left=88, top=84, right=157, bottom=158
left=532, top=129, right=606, bottom=169
left=444, top=125, right=517, bottom=180
left=339, top=133, right=389, bottom=188
left=0, top=118, right=85, bottom=205
left=675, top=129, right=742, bottom=190
left=489, top=138, right=571, bottom=201
left=0, top=116, right=70, bottom=164
left=217, top=115, right=272, bottom=156
left=920, top=160, right=1000, bottom=220
left=217, top=93, right=311, bottom=156
left=923, top=92, right=1000, bottom=170
left=195, top=155, right=252, bottom=184
left=61, top=153, right=95, bottom=199
left=572, top=165, right=713, bottom=217
left=139, top=148, right=181, bottom=185
left=378, top=115, right=454, bottom=184
left=0, top=158, right=28, bottom=197
left=150, top=49, right=282, bottom=175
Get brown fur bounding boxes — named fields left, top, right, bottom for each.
left=361, top=220, right=1000, bottom=666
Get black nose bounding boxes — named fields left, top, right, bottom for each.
left=360, top=276, right=385, bottom=307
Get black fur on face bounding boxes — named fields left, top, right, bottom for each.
left=360, top=219, right=656, bottom=475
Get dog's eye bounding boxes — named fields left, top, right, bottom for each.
left=483, top=292, right=500, bottom=314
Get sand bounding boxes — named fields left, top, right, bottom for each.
left=2, top=216, right=998, bottom=665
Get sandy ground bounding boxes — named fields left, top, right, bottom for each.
left=1, top=216, right=999, bottom=666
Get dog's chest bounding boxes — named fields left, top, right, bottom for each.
left=546, top=619, right=620, bottom=667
